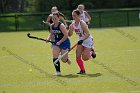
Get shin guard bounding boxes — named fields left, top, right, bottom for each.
left=53, top=58, right=60, bottom=72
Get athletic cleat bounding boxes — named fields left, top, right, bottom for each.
left=54, top=71, right=61, bottom=76
left=77, top=70, right=86, bottom=74
left=91, top=49, right=96, bottom=59
left=92, top=53, right=96, bottom=58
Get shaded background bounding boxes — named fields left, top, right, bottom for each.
left=0, top=0, right=140, bottom=13
left=0, top=0, right=140, bottom=31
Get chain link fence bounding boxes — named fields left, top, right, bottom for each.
left=0, top=8, right=140, bottom=32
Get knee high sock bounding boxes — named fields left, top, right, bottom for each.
left=53, top=58, right=60, bottom=72
left=76, top=58, right=85, bottom=71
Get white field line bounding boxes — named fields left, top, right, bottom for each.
left=1, top=47, right=139, bottom=59
left=0, top=81, right=55, bottom=87
left=99, top=49, right=140, bottom=53
left=129, top=90, right=140, bottom=93
left=99, top=92, right=120, bottom=93
left=0, top=79, right=94, bottom=87
left=0, top=53, right=73, bottom=59
left=0, top=77, right=117, bottom=87
left=0, top=48, right=138, bottom=59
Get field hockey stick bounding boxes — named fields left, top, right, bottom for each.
left=27, top=33, right=55, bottom=44
left=42, top=20, right=72, bottom=24
left=54, top=43, right=77, bottom=66
left=42, top=20, right=47, bottom=24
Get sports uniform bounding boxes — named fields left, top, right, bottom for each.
left=69, top=9, right=96, bottom=74
left=51, top=21, right=70, bottom=50
left=51, top=21, right=71, bottom=76
left=72, top=20, right=94, bottom=48
left=80, top=12, right=87, bottom=22
left=77, top=4, right=91, bottom=25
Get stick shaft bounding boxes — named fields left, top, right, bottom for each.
left=27, top=33, right=55, bottom=43
left=54, top=43, right=77, bottom=65
left=54, top=51, right=69, bottom=65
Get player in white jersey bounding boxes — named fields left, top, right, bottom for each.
left=68, top=9, right=96, bottom=74
left=77, top=4, right=91, bottom=24
left=42, top=6, right=68, bottom=30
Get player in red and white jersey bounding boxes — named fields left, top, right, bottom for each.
left=69, top=9, right=96, bottom=74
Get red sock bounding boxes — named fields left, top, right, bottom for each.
left=76, top=58, right=85, bottom=71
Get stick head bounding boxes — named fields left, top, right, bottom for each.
left=27, top=33, right=30, bottom=37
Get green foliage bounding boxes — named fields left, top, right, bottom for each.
left=82, top=2, right=94, bottom=10
left=0, top=17, right=15, bottom=31
left=1, top=0, right=140, bottom=13
left=35, top=0, right=70, bottom=12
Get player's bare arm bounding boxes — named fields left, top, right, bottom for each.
left=68, top=24, right=74, bottom=37
left=60, top=16, right=68, bottom=28
left=80, top=21, right=90, bottom=40
left=47, top=26, right=54, bottom=42
left=57, top=23, right=68, bottom=45
left=46, top=15, right=52, bottom=26
left=85, top=11, right=91, bottom=22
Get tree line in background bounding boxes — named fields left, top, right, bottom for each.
left=0, top=0, right=140, bottom=13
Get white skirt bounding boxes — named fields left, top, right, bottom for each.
left=81, top=36, right=94, bottom=48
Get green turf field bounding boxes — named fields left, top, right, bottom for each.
left=0, top=27, right=140, bottom=93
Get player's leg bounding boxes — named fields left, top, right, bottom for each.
left=91, top=48, right=96, bottom=58
left=59, top=38, right=71, bottom=64
left=82, top=47, right=92, bottom=61
left=91, top=39, right=96, bottom=58
left=52, top=45, right=61, bottom=76
left=76, top=45, right=85, bottom=74
left=60, top=49, right=71, bottom=65
left=82, top=39, right=96, bottom=59
left=82, top=47, right=96, bottom=60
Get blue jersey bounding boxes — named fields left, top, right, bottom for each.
left=51, top=21, right=70, bottom=50
left=51, top=22, right=64, bottom=40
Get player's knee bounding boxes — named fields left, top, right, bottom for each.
left=82, top=58, right=88, bottom=61
left=53, top=54, right=59, bottom=58
left=82, top=55, right=89, bottom=61
left=76, top=54, right=81, bottom=59
left=61, top=58, right=67, bottom=63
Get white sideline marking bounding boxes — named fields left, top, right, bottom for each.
left=0, top=53, right=73, bottom=59
left=99, top=92, right=120, bottom=93
left=129, top=91, right=140, bottom=93
left=0, top=79, right=91, bottom=87
left=0, top=81, right=53, bottom=87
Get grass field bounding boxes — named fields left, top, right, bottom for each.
left=0, top=26, right=140, bottom=93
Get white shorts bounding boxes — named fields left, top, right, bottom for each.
left=82, top=37, right=94, bottom=48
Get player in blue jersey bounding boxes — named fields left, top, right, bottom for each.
left=46, top=13, right=71, bottom=76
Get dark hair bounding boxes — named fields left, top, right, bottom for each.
left=73, top=9, right=80, bottom=16
left=53, top=13, right=60, bottom=17
left=58, top=12, right=66, bottom=19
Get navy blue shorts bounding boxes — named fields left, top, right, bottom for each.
left=53, top=38, right=70, bottom=50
